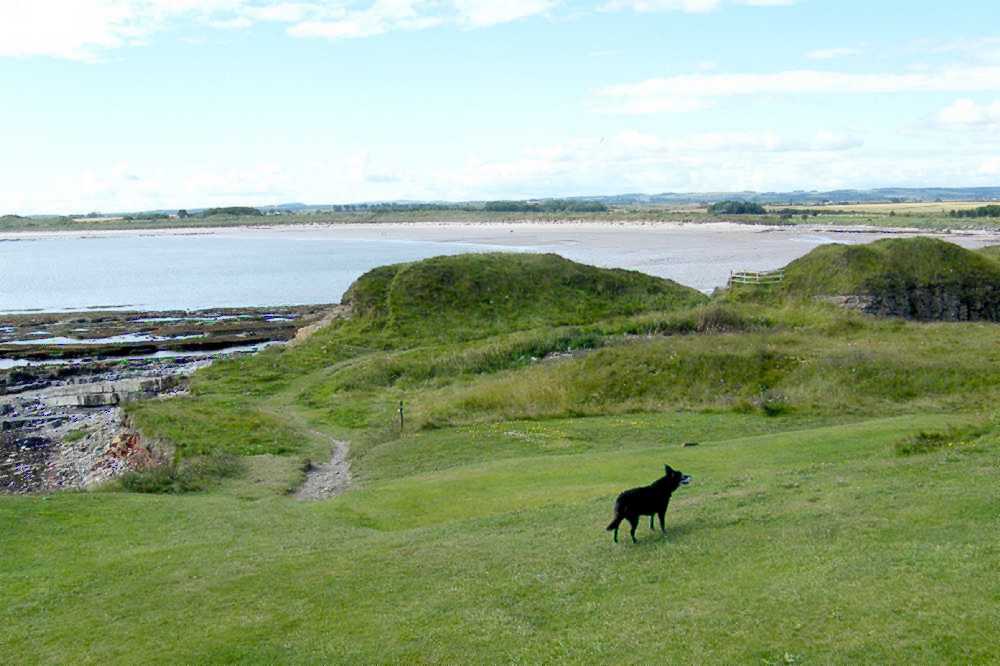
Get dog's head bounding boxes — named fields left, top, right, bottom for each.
left=664, top=464, right=692, bottom=489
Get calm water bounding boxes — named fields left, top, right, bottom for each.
left=1, top=226, right=995, bottom=313
left=0, top=234, right=515, bottom=313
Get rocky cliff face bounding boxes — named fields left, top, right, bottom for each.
left=824, top=284, right=1000, bottom=321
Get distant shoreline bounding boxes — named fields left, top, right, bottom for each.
left=3, top=205, right=1000, bottom=237
left=3, top=218, right=1000, bottom=243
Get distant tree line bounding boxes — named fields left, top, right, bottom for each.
left=483, top=200, right=608, bottom=213
left=708, top=200, right=767, bottom=215
left=949, top=205, right=1000, bottom=218
left=325, top=202, right=464, bottom=213
left=122, top=212, right=170, bottom=221
left=774, top=208, right=823, bottom=218
left=202, top=207, right=264, bottom=217
left=319, top=200, right=608, bottom=213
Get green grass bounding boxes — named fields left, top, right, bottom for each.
left=126, top=396, right=303, bottom=458
left=118, top=453, right=246, bottom=494
left=345, top=252, right=707, bottom=342
left=3, top=412, right=997, bottom=662
left=979, top=244, right=1000, bottom=263
left=62, top=429, right=88, bottom=444
left=769, top=237, right=1000, bottom=299
left=7, top=249, right=1000, bottom=662
left=725, top=238, right=1000, bottom=322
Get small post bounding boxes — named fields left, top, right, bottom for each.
left=398, top=401, right=404, bottom=433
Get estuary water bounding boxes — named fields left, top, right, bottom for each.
left=1, top=223, right=996, bottom=313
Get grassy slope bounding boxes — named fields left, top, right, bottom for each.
left=4, top=250, right=1000, bottom=662
left=346, top=252, right=707, bottom=341
left=776, top=237, right=1000, bottom=298
left=2, top=413, right=997, bottom=663
left=979, top=244, right=1000, bottom=262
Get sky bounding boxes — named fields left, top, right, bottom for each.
left=1, top=1, right=999, bottom=214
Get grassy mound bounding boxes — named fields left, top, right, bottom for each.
left=343, top=253, right=707, bottom=340
left=747, top=238, right=1000, bottom=320
left=978, top=244, right=1000, bottom=263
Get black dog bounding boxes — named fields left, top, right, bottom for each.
left=606, top=465, right=692, bottom=543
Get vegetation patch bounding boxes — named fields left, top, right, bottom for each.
left=62, top=429, right=88, bottom=444
left=978, top=244, right=1000, bottom=263
left=126, top=396, right=301, bottom=458
left=119, top=453, right=246, bottom=493
left=949, top=204, right=1000, bottom=218
left=344, top=252, right=707, bottom=341
left=894, top=420, right=995, bottom=456
left=732, top=238, right=1000, bottom=321
left=708, top=200, right=767, bottom=215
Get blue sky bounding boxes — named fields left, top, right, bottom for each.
left=1, top=1, right=999, bottom=214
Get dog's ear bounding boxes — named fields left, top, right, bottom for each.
left=664, top=464, right=672, bottom=475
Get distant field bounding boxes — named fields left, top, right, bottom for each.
left=771, top=201, right=997, bottom=215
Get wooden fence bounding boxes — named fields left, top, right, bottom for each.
left=728, top=270, right=785, bottom=286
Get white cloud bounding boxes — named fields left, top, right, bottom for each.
left=0, top=0, right=561, bottom=59
left=596, top=66, right=1000, bottom=114
left=936, top=99, right=1000, bottom=130
left=601, top=0, right=721, bottom=12
left=979, top=157, right=1000, bottom=176
left=601, top=0, right=793, bottom=12
left=0, top=0, right=806, bottom=58
left=453, top=0, right=558, bottom=27
left=921, top=37, right=1000, bottom=64
left=594, top=96, right=710, bottom=115
left=805, top=47, right=861, bottom=61
left=430, top=133, right=989, bottom=201
left=0, top=0, right=240, bottom=61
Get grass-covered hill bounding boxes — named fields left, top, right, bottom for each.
left=4, top=248, right=1000, bottom=662
left=738, top=237, right=1000, bottom=321
left=344, top=252, right=708, bottom=340
left=979, top=244, right=1000, bottom=263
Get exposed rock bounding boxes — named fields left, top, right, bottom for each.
left=822, top=285, right=1000, bottom=321
left=43, top=376, right=182, bottom=408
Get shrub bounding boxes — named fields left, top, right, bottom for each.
left=708, top=200, right=766, bottom=215
left=894, top=423, right=992, bottom=456
left=695, top=304, right=758, bottom=333
left=949, top=205, right=1000, bottom=218
left=119, top=453, right=246, bottom=494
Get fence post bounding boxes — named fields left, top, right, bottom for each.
left=398, top=401, right=404, bottom=433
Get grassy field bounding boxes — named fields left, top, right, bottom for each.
left=3, top=249, right=999, bottom=663
left=773, top=201, right=995, bottom=214
left=3, top=201, right=1000, bottom=233
left=3, top=412, right=997, bottom=662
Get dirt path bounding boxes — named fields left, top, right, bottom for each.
left=294, top=428, right=351, bottom=501
left=259, top=363, right=364, bottom=500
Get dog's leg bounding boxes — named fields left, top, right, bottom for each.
left=649, top=515, right=655, bottom=530
left=607, top=515, right=623, bottom=543
left=657, top=510, right=666, bottom=534
left=627, top=517, right=638, bottom=544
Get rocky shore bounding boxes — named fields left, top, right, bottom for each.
left=0, top=305, right=333, bottom=494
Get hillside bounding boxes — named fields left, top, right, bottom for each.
left=747, top=238, right=1000, bottom=321
left=979, top=244, right=1000, bottom=263
left=4, top=250, right=1000, bottom=662
left=343, top=252, right=708, bottom=340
